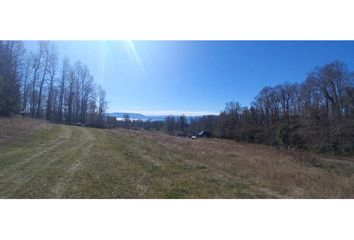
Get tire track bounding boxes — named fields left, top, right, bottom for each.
left=51, top=127, right=96, bottom=198
left=0, top=125, right=73, bottom=198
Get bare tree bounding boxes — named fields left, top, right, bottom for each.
left=46, top=45, right=58, bottom=120
left=29, top=46, right=43, bottom=117
left=20, top=52, right=33, bottom=113
left=123, top=113, right=131, bottom=128
left=36, top=42, right=56, bottom=118
left=98, top=85, right=107, bottom=124
left=57, top=57, right=70, bottom=122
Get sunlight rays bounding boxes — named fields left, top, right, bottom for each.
left=97, top=40, right=108, bottom=84
left=124, top=40, right=145, bottom=74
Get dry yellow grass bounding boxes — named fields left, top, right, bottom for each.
left=0, top=116, right=50, bottom=144
left=114, top=128, right=354, bottom=198
left=1, top=117, right=353, bottom=198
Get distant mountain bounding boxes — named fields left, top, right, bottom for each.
left=109, top=112, right=167, bottom=121
left=109, top=112, right=146, bottom=119
left=108, top=112, right=204, bottom=122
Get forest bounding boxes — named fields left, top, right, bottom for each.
left=0, top=41, right=109, bottom=127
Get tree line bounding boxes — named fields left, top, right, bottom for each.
left=160, top=61, right=354, bottom=154
left=0, top=41, right=109, bottom=127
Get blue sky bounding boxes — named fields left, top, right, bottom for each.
left=25, top=41, right=354, bottom=115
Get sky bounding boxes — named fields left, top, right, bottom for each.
left=24, top=41, right=354, bottom=115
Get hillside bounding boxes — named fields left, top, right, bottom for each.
left=1, top=117, right=354, bottom=198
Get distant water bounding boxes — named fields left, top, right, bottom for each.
left=109, top=112, right=204, bottom=122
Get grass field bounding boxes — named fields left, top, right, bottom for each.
left=1, top=117, right=354, bottom=198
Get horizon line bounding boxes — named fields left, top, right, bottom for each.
left=108, top=110, right=219, bottom=116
